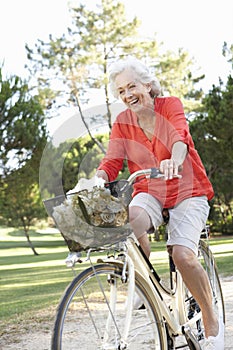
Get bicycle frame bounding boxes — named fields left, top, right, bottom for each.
left=97, top=236, right=203, bottom=349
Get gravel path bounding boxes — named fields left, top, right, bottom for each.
left=1, top=276, right=232, bottom=349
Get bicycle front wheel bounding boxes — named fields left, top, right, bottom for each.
left=51, top=263, right=166, bottom=350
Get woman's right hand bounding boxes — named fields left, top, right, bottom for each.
left=95, top=169, right=109, bottom=182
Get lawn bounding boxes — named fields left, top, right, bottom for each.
left=1, top=225, right=233, bottom=327
left=0, top=226, right=91, bottom=323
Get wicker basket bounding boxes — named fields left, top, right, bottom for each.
left=43, top=187, right=132, bottom=251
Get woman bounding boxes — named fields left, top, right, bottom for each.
left=96, top=57, right=224, bottom=349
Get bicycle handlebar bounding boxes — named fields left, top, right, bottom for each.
left=127, top=168, right=164, bottom=185
left=127, top=167, right=181, bottom=185
left=105, top=168, right=182, bottom=200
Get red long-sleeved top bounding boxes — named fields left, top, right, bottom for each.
left=98, top=96, right=214, bottom=208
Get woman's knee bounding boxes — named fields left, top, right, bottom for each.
left=172, top=245, right=197, bottom=269
left=129, top=206, right=150, bottom=224
left=128, top=206, right=151, bottom=236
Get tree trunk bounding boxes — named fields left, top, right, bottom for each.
left=70, top=76, right=106, bottom=154
left=77, top=98, right=106, bottom=154
left=23, top=227, right=39, bottom=255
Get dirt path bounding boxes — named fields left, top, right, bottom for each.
left=1, top=276, right=232, bottom=350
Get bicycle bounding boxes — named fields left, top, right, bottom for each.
left=44, top=168, right=225, bottom=350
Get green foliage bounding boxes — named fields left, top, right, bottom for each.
left=0, top=68, right=47, bottom=175
left=222, top=41, right=233, bottom=67
left=0, top=68, right=49, bottom=252
left=62, top=134, right=106, bottom=192
left=190, top=75, right=233, bottom=233
left=155, top=49, right=204, bottom=112
left=0, top=165, right=47, bottom=255
left=1, top=171, right=45, bottom=228
left=40, top=134, right=108, bottom=197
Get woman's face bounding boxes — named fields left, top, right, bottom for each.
left=115, top=69, right=153, bottom=113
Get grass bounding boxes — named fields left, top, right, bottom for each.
left=0, top=226, right=87, bottom=323
left=0, top=225, right=233, bottom=327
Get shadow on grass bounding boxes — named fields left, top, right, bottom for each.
left=1, top=228, right=67, bottom=251
left=0, top=250, right=71, bottom=265
left=0, top=240, right=67, bottom=250
left=8, top=228, right=59, bottom=238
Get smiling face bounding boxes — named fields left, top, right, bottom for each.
left=115, top=69, right=154, bottom=113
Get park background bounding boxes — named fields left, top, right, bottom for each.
left=0, top=0, right=233, bottom=348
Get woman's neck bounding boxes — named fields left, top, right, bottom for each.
left=135, top=97, right=155, bottom=118
left=137, top=111, right=156, bottom=141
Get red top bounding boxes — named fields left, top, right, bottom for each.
left=98, top=96, right=214, bottom=207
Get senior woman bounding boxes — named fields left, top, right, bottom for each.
left=96, top=57, right=224, bottom=350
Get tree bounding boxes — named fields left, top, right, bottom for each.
left=190, top=74, right=233, bottom=233
left=0, top=67, right=48, bottom=253
left=155, top=49, right=204, bottom=112
left=0, top=167, right=45, bottom=255
left=26, top=0, right=204, bottom=147
left=0, top=68, right=47, bottom=176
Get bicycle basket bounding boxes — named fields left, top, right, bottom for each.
left=104, top=179, right=133, bottom=206
left=43, top=187, right=132, bottom=251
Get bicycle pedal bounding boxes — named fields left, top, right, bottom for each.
left=182, top=326, right=201, bottom=350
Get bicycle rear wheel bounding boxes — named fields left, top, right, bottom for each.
left=51, top=263, right=167, bottom=350
left=182, top=239, right=225, bottom=346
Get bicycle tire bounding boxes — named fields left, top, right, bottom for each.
left=51, top=263, right=167, bottom=350
left=180, top=239, right=225, bottom=348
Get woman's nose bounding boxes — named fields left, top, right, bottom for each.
left=125, top=88, right=133, bottom=98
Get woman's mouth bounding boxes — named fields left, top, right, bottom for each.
left=129, top=98, right=139, bottom=105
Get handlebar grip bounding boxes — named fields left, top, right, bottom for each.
left=150, top=167, right=182, bottom=179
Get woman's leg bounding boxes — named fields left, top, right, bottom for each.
left=129, top=206, right=151, bottom=257
left=129, top=193, right=163, bottom=258
left=172, top=245, right=219, bottom=338
left=167, top=197, right=220, bottom=339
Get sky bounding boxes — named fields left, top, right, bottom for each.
left=0, top=0, right=232, bottom=135
left=0, top=0, right=232, bottom=84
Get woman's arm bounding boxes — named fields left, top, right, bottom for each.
left=160, top=141, right=187, bottom=180
left=171, top=141, right=188, bottom=165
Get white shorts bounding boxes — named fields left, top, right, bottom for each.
left=129, top=193, right=210, bottom=255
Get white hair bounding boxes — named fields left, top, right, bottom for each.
left=109, top=56, right=161, bottom=99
